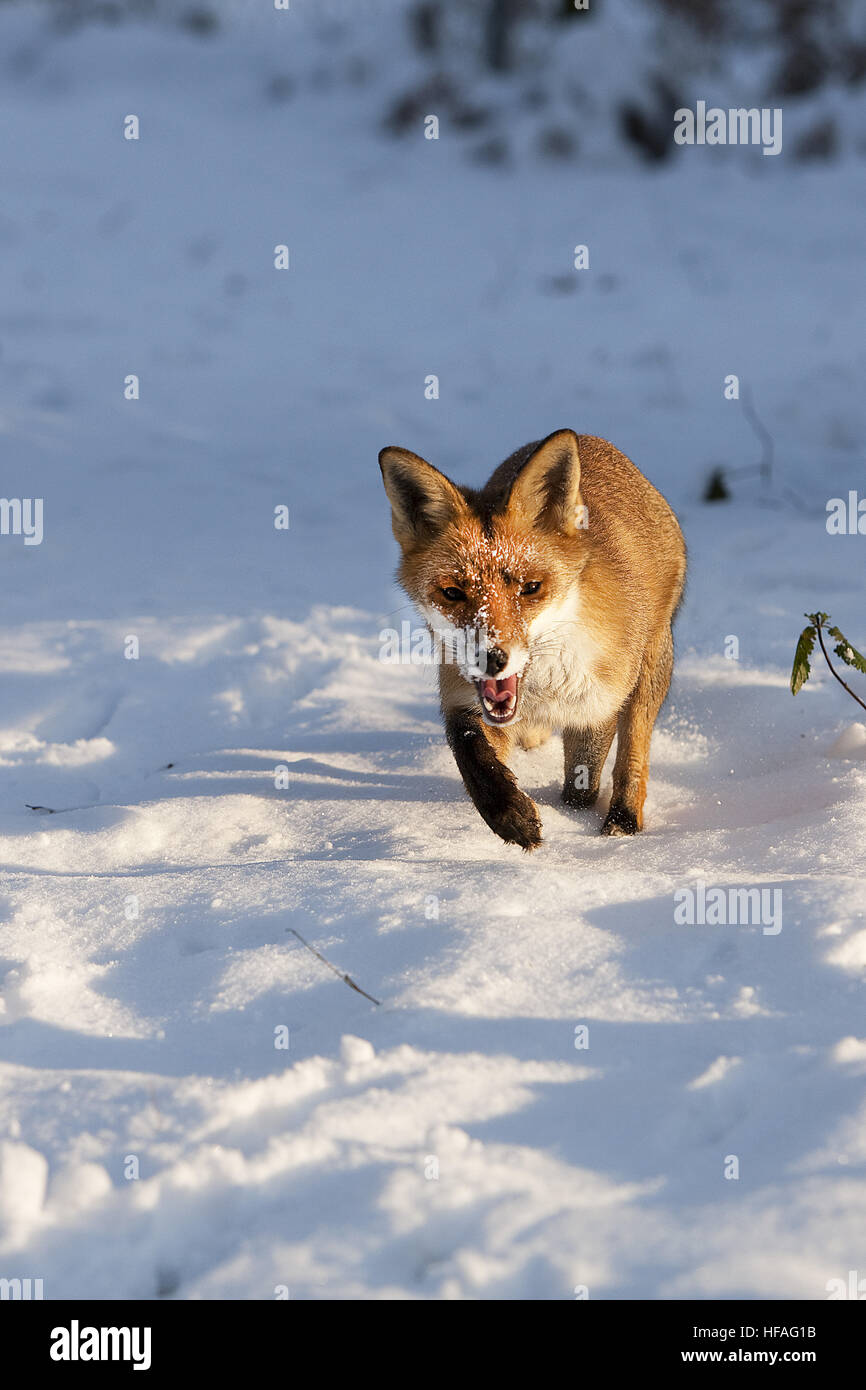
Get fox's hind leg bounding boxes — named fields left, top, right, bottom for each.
left=602, top=627, right=673, bottom=835
left=562, top=716, right=617, bottom=810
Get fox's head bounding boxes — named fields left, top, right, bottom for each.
left=379, top=429, right=587, bottom=728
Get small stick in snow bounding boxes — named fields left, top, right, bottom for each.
left=741, top=385, right=773, bottom=484
left=287, top=927, right=381, bottom=1006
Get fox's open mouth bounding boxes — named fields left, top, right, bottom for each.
left=476, top=674, right=520, bottom=725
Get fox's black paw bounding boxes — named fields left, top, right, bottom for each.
left=601, top=804, right=640, bottom=836
left=488, top=791, right=543, bottom=851
left=562, top=786, right=600, bottom=810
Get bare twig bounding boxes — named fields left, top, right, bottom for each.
left=741, top=385, right=773, bottom=484
left=287, top=927, right=381, bottom=1006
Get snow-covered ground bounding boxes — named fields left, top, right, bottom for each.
left=1, top=1, right=865, bottom=1299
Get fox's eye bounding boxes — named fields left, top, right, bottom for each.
left=440, top=586, right=467, bottom=603
left=521, top=581, right=542, bottom=596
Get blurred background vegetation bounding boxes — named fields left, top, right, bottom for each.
left=18, top=0, right=865, bottom=167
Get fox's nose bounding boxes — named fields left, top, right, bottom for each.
left=485, top=646, right=508, bottom=676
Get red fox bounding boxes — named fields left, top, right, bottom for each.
left=379, top=429, right=686, bottom=849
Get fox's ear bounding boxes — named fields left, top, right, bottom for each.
left=379, top=446, right=466, bottom=549
left=506, top=430, right=583, bottom=535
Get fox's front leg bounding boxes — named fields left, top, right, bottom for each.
left=444, top=707, right=542, bottom=851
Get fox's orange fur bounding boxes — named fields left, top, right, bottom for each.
left=379, top=429, right=686, bottom=847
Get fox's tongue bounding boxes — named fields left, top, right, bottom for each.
left=476, top=673, right=520, bottom=724
left=479, top=675, right=518, bottom=705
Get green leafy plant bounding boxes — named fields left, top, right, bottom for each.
left=791, top=612, right=866, bottom=712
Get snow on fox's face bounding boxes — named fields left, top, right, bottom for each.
left=407, top=514, right=577, bottom=726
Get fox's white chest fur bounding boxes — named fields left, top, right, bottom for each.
left=521, top=589, right=624, bottom=729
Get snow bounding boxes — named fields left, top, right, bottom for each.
left=0, top=1, right=865, bottom=1300
left=829, top=722, right=866, bottom=759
